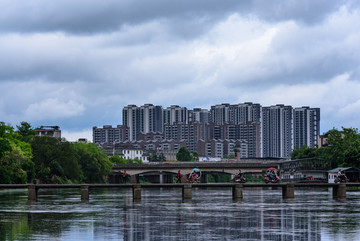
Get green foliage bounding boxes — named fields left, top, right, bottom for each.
left=74, top=142, right=112, bottom=183
left=110, top=155, right=144, bottom=164
left=148, top=153, right=166, bottom=162
left=0, top=138, right=12, bottom=159
left=16, top=122, right=37, bottom=143
left=224, top=153, right=235, bottom=159
left=291, top=127, right=360, bottom=169
left=176, top=147, right=192, bottom=162
left=191, top=151, right=199, bottom=162
left=291, top=145, right=318, bottom=160
left=0, top=122, right=33, bottom=184
left=127, top=157, right=144, bottom=164
left=0, top=122, right=15, bottom=139
left=109, top=155, right=128, bottom=164
left=1, top=122, right=114, bottom=184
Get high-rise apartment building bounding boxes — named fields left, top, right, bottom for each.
left=293, top=107, right=320, bottom=148
left=164, top=122, right=203, bottom=153
left=205, top=122, right=261, bottom=158
left=139, top=104, right=163, bottom=133
left=92, top=125, right=129, bottom=144
left=123, top=104, right=163, bottom=141
left=122, top=104, right=140, bottom=141
left=163, top=105, right=188, bottom=125
left=229, top=102, right=261, bottom=124
left=210, top=103, right=231, bottom=125
left=189, top=108, right=210, bottom=124
left=262, top=104, right=293, bottom=158
left=114, top=102, right=320, bottom=158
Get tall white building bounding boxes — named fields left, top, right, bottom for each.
left=139, top=104, right=163, bottom=133
left=123, top=104, right=163, bottom=141
left=163, top=105, right=188, bottom=125
left=189, top=108, right=210, bottom=124
left=262, top=104, right=293, bottom=158
left=229, top=102, right=261, bottom=124
left=210, top=103, right=231, bottom=125
left=293, top=107, right=320, bottom=148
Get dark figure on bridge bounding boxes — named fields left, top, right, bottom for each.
left=236, top=170, right=243, bottom=179
left=176, top=170, right=182, bottom=183
left=122, top=170, right=127, bottom=183
left=337, top=169, right=347, bottom=182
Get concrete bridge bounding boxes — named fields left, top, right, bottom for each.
left=111, top=160, right=280, bottom=183
left=2, top=183, right=359, bottom=202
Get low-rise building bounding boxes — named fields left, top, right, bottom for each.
left=35, top=126, right=61, bottom=138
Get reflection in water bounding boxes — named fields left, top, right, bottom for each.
left=0, top=187, right=360, bottom=240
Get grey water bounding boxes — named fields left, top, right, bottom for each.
left=0, top=187, right=360, bottom=241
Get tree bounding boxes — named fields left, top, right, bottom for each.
left=291, top=145, right=318, bottom=160
left=109, top=155, right=128, bottom=164
left=0, top=122, right=33, bottom=184
left=176, top=147, right=192, bottom=162
left=74, top=143, right=112, bottom=183
left=0, top=138, right=12, bottom=159
left=192, top=151, right=199, bottom=162
left=16, top=121, right=37, bottom=143
left=290, top=127, right=360, bottom=169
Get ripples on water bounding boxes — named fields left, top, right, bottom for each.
left=0, top=187, right=360, bottom=240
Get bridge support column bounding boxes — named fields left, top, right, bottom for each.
left=133, top=184, right=141, bottom=202
left=333, top=184, right=346, bottom=199
left=81, top=185, right=89, bottom=201
left=232, top=184, right=243, bottom=201
left=130, top=175, right=137, bottom=184
left=181, top=175, right=187, bottom=183
left=282, top=184, right=294, bottom=198
left=28, top=185, right=37, bottom=201
left=159, top=173, right=163, bottom=184
left=182, top=184, right=192, bottom=201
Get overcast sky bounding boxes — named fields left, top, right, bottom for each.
left=1, top=0, right=360, bottom=141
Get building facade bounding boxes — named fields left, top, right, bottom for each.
left=262, top=104, right=293, bottom=158
left=293, top=107, right=320, bottom=148
left=92, top=125, right=129, bottom=144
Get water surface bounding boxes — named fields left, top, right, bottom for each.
left=0, top=187, right=359, bottom=240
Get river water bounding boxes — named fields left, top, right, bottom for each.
left=0, top=187, right=360, bottom=241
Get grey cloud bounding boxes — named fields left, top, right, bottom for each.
left=0, top=0, right=356, bottom=36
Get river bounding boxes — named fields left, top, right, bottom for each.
left=0, top=187, right=360, bottom=240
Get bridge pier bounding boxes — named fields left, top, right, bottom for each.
left=333, top=184, right=346, bottom=199
left=159, top=172, right=163, bottom=184
left=81, top=185, right=89, bottom=201
left=282, top=184, right=295, bottom=198
left=181, top=175, right=187, bottom=183
left=28, top=185, right=38, bottom=201
left=182, top=184, right=192, bottom=201
left=133, top=184, right=141, bottom=202
left=232, top=184, right=243, bottom=201
left=130, top=175, right=137, bottom=184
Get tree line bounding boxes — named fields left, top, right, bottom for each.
left=291, top=127, right=360, bottom=169
left=0, top=122, right=142, bottom=184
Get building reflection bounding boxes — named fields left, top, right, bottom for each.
left=118, top=189, right=321, bottom=241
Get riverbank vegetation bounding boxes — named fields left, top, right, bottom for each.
left=0, top=122, right=135, bottom=184
left=291, top=127, right=360, bottom=169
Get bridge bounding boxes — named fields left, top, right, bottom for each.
left=111, top=160, right=281, bottom=183
left=1, top=183, right=359, bottom=202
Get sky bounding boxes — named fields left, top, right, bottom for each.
left=1, top=0, right=360, bottom=141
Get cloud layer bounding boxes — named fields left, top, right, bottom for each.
left=1, top=0, right=360, bottom=141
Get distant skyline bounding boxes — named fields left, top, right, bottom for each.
left=1, top=1, right=360, bottom=141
